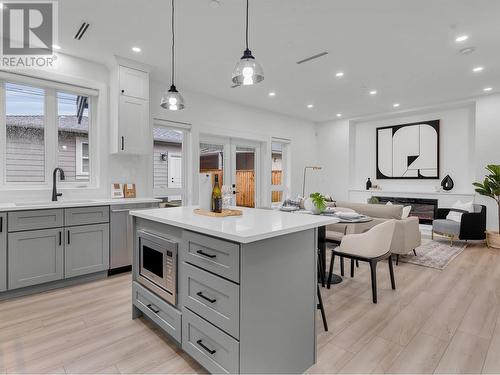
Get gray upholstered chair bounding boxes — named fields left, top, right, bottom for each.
left=432, top=204, right=487, bottom=246
left=332, top=220, right=397, bottom=303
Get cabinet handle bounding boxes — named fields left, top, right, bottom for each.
left=196, top=292, right=216, bottom=303
left=196, top=250, right=216, bottom=258
left=0, top=216, right=2, bottom=233
left=121, top=89, right=125, bottom=94
left=121, top=136, right=125, bottom=151
left=59, top=231, right=62, bottom=246
left=196, top=340, right=216, bottom=355
left=67, top=230, right=70, bottom=245
left=146, top=303, right=160, bottom=314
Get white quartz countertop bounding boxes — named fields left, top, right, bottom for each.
left=0, top=198, right=161, bottom=212
left=130, top=206, right=338, bottom=243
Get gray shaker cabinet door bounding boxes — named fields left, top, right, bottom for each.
left=8, top=228, right=64, bottom=290
left=65, top=223, right=109, bottom=278
left=0, top=213, right=6, bottom=291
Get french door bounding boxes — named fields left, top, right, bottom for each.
left=199, top=136, right=261, bottom=208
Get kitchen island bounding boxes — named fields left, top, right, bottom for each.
left=130, top=206, right=337, bottom=374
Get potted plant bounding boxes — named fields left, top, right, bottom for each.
left=304, top=192, right=327, bottom=214
left=473, top=164, right=500, bottom=249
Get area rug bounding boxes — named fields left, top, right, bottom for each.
left=398, top=238, right=467, bottom=270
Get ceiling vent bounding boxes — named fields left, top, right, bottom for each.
left=296, top=51, right=328, bottom=64
left=74, top=22, right=90, bottom=40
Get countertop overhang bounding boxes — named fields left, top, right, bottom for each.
left=130, top=206, right=338, bottom=243
left=0, top=198, right=161, bottom=212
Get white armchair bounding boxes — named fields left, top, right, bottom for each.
left=332, top=220, right=397, bottom=303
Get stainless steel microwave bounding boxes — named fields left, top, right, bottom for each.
left=137, top=230, right=177, bottom=306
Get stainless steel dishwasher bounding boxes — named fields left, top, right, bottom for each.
left=109, top=202, right=158, bottom=274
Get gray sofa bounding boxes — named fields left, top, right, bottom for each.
left=326, top=201, right=421, bottom=262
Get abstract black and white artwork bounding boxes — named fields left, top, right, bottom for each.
left=376, top=120, right=440, bottom=179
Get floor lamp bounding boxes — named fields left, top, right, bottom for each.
left=302, top=166, right=322, bottom=197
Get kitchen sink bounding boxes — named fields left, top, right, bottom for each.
left=14, top=200, right=96, bottom=207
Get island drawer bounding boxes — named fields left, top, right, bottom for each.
left=182, top=262, right=240, bottom=339
left=8, top=209, right=64, bottom=232
left=64, top=206, right=110, bottom=226
left=183, top=231, right=240, bottom=283
left=182, top=307, right=239, bottom=374
left=132, top=281, right=181, bottom=343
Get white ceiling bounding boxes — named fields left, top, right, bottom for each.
left=57, top=0, right=500, bottom=122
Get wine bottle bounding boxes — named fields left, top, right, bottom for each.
left=212, top=175, right=223, bottom=213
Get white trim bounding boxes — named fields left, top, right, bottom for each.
left=0, top=70, right=99, bottom=97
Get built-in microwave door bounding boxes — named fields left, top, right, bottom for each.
left=140, top=237, right=167, bottom=287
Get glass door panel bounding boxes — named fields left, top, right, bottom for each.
left=199, top=142, right=225, bottom=186
left=234, top=146, right=256, bottom=208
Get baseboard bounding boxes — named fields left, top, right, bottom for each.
left=0, top=271, right=108, bottom=301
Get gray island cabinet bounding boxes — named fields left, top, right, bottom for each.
left=130, top=206, right=337, bottom=374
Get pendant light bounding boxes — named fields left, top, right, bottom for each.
left=231, top=0, right=264, bottom=86
left=161, top=0, right=185, bottom=110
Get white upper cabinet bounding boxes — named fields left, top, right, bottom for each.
left=110, top=58, right=151, bottom=155
left=119, top=66, right=149, bottom=100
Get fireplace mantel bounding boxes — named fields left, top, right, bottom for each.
left=348, top=189, right=475, bottom=208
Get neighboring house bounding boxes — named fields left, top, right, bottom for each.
left=6, top=115, right=89, bottom=183
left=153, top=127, right=182, bottom=188
left=6, top=116, right=183, bottom=186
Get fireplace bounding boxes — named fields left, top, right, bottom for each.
left=374, top=196, right=438, bottom=224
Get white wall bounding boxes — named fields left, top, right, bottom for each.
left=149, top=81, right=319, bottom=205
left=475, top=95, right=500, bottom=231
left=316, top=97, right=500, bottom=230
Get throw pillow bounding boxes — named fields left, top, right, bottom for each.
left=446, top=200, right=474, bottom=222
left=402, top=205, right=412, bottom=219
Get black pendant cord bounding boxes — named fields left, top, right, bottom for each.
left=245, top=0, right=249, bottom=50
left=171, top=0, right=175, bottom=86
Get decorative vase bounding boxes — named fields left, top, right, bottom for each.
left=441, top=175, right=454, bottom=191
left=366, top=178, right=372, bottom=190
left=304, top=197, right=321, bottom=214
left=486, top=230, right=500, bottom=249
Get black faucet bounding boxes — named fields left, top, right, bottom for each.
left=52, top=168, right=65, bottom=201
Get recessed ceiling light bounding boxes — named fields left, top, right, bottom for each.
left=473, top=66, right=484, bottom=73
left=335, top=72, right=344, bottom=78
left=455, top=35, right=469, bottom=43
left=209, top=0, right=221, bottom=7
left=393, top=103, right=400, bottom=108
left=369, top=90, right=377, bottom=95
left=459, top=47, right=475, bottom=55
left=52, top=44, right=61, bottom=50
left=336, top=113, right=342, bottom=117
left=484, top=87, right=493, bottom=92
left=268, top=92, right=276, bottom=97
left=307, top=104, right=314, bottom=109
left=132, top=46, right=141, bottom=53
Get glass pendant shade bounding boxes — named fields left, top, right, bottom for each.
left=160, top=85, right=185, bottom=111
left=232, top=48, right=264, bottom=86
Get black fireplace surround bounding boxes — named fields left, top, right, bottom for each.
left=374, top=196, right=438, bottom=224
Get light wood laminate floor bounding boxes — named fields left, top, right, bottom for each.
left=1, top=243, right=499, bottom=374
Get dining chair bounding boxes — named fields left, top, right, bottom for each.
left=331, top=220, right=397, bottom=303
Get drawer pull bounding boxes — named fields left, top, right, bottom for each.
left=196, top=292, right=216, bottom=304
left=196, top=339, right=216, bottom=355
left=196, top=250, right=216, bottom=258
left=147, top=303, right=160, bottom=314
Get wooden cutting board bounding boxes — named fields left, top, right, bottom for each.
left=193, top=208, right=243, bottom=217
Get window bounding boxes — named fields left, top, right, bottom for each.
left=1, top=75, right=97, bottom=188
left=57, top=92, right=90, bottom=182
left=270, top=140, right=290, bottom=206
left=5, top=83, right=45, bottom=184
left=153, top=123, right=187, bottom=202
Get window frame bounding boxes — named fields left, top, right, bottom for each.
left=75, top=136, right=89, bottom=179
left=0, top=73, right=98, bottom=190
left=152, top=119, right=190, bottom=202
left=270, top=138, right=291, bottom=206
